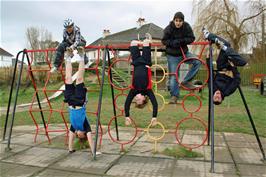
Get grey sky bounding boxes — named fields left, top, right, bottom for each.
left=1, top=0, right=194, bottom=56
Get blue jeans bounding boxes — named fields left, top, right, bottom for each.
left=167, top=52, right=201, bottom=97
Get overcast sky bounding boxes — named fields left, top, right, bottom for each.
left=1, top=0, right=196, bottom=56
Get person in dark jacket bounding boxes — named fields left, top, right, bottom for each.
left=124, top=38, right=158, bottom=126
left=202, top=28, right=247, bottom=105
left=162, top=12, right=201, bottom=104
left=50, top=18, right=87, bottom=72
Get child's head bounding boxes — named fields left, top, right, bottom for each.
left=64, top=18, right=74, bottom=33
left=173, top=12, right=184, bottom=29
left=213, top=90, right=223, bottom=105
left=134, top=94, right=149, bottom=109
left=76, top=130, right=86, bottom=139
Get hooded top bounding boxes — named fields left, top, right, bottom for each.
left=161, top=21, right=195, bottom=57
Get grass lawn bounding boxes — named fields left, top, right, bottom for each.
left=1, top=82, right=266, bottom=137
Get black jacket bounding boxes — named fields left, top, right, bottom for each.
left=162, top=21, right=195, bottom=57
left=214, top=47, right=247, bottom=99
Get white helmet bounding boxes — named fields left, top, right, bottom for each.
left=63, top=18, right=74, bottom=28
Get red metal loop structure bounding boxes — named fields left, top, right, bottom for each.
left=175, top=116, right=208, bottom=150
left=106, top=42, right=210, bottom=151
left=107, top=115, right=138, bottom=151
left=25, top=45, right=104, bottom=144
left=23, top=42, right=210, bottom=150
left=182, top=93, right=202, bottom=114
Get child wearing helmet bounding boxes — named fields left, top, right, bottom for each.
left=51, top=18, right=87, bottom=72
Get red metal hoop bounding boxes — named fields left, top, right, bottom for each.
left=182, top=93, right=202, bottom=113
left=107, top=115, right=138, bottom=145
left=176, top=57, right=209, bottom=91
left=175, top=116, right=208, bottom=149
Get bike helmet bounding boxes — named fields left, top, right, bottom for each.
left=63, top=18, right=74, bottom=28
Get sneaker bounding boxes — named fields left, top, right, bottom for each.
left=169, top=96, right=178, bottom=104
left=181, top=81, right=196, bottom=90
left=91, top=151, right=102, bottom=157
left=69, top=150, right=76, bottom=153
left=202, top=27, right=210, bottom=39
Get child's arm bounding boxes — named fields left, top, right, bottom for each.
left=68, top=129, right=76, bottom=152
left=124, top=89, right=136, bottom=118
left=161, top=26, right=173, bottom=47
left=146, top=90, right=158, bottom=118
left=86, top=132, right=94, bottom=155
left=174, top=24, right=195, bottom=46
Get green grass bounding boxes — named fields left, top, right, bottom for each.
left=160, top=146, right=203, bottom=158
left=1, top=83, right=266, bottom=137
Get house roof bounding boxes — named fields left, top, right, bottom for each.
left=0, top=48, right=13, bottom=57
left=90, top=23, right=164, bottom=47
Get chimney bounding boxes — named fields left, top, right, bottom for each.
left=103, top=29, right=111, bottom=38
left=137, top=17, right=146, bottom=28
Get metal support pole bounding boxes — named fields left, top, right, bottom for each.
left=238, top=86, right=266, bottom=160
left=93, top=47, right=107, bottom=160
left=206, top=58, right=211, bottom=146
left=209, top=45, right=215, bottom=173
left=3, top=51, right=23, bottom=141
left=25, top=52, right=50, bottom=143
left=107, top=49, right=119, bottom=140
left=6, top=51, right=26, bottom=150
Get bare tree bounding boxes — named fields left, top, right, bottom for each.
left=192, top=0, right=265, bottom=53
left=26, top=26, right=58, bottom=64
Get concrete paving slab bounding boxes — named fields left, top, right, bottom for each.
left=138, top=131, right=177, bottom=144
left=98, top=137, right=125, bottom=154
left=224, top=132, right=246, bottom=142
left=230, top=147, right=265, bottom=164
left=34, top=168, right=103, bottom=177
left=204, top=146, right=234, bottom=163
left=52, top=152, right=120, bottom=175
left=38, top=134, right=67, bottom=149
left=0, top=143, right=30, bottom=160
left=173, top=160, right=237, bottom=176
left=127, top=141, right=176, bottom=159
left=238, top=164, right=266, bottom=177
left=106, top=155, right=174, bottom=177
left=2, top=147, right=67, bottom=167
left=9, top=133, right=56, bottom=146
left=227, top=141, right=264, bottom=148
left=0, top=162, right=42, bottom=177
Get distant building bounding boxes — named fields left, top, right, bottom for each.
left=87, top=19, right=165, bottom=62
left=0, top=48, right=13, bottom=67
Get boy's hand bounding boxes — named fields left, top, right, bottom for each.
left=150, top=117, right=157, bottom=126
left=125, top=117, right=132, bottom=126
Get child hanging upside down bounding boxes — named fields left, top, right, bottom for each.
left=124, top=35, right=158, bottom=126
left=202, top=28, right=247, bottom=105
left=64, top=55, right=101, bottom=156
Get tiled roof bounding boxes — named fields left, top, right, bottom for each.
left=0, top=48, right=13, bottom=57
left=90, top=23, right=164, bottom=46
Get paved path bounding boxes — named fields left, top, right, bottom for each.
left=0, top=125, right=265, bottom=177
